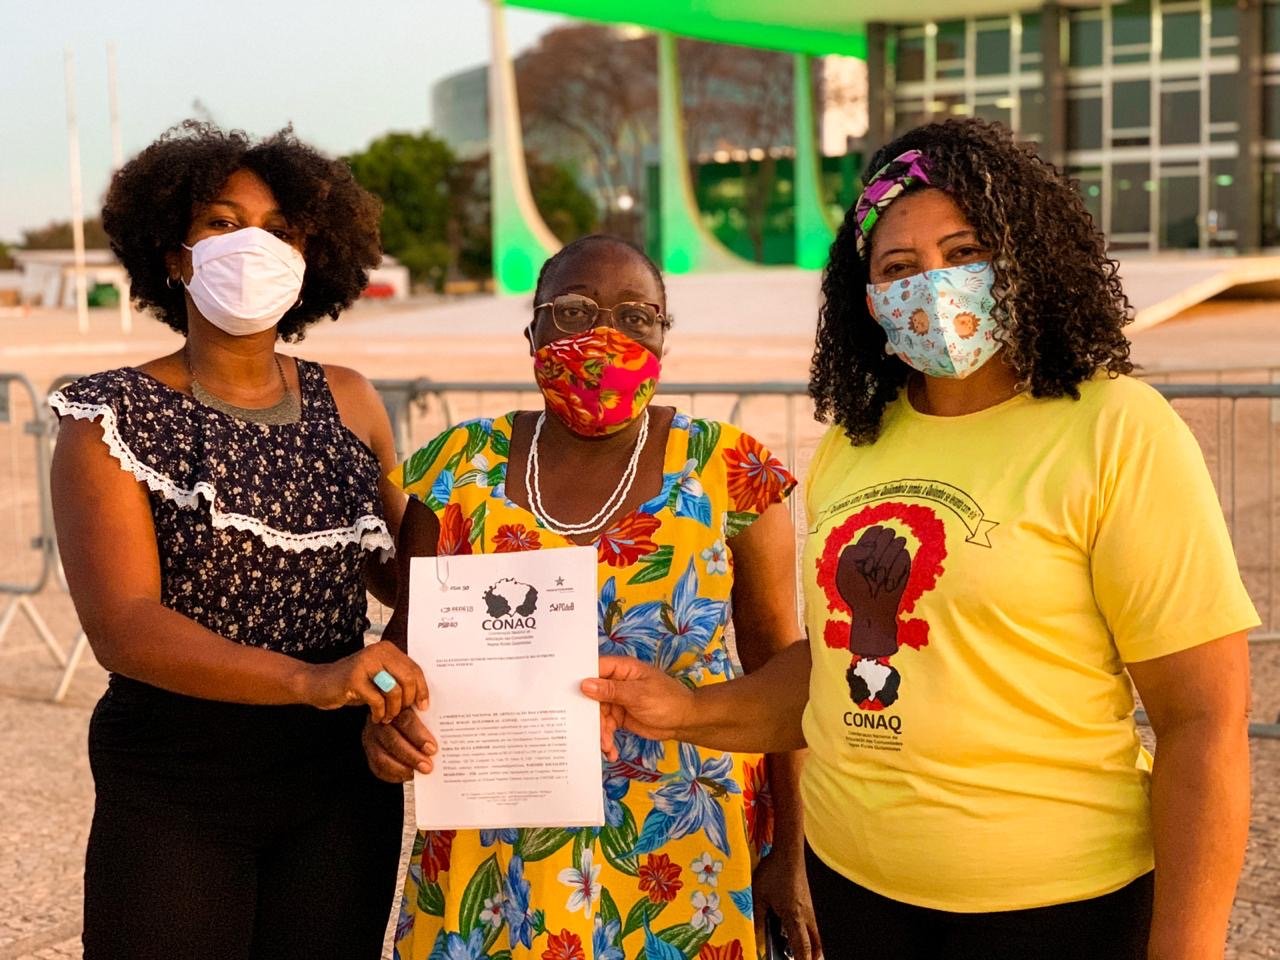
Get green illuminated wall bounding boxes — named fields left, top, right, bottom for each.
left=792, top=53, right=836, bottom=268
left=657, top=32, right=746, bottom=274
left=489, top=0, right=560, bottom=295
left=489, top=0, right=868, bottom=291
left=506, top=0, right=868, bottom=58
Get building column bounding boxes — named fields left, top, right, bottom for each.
left=1236, top=0, right=1265, bottom=253
left=794, top=54, right=836, bottom=268
left=865, top=23, right=890, bottom=160
left=656, top=31, right=744, bottom=273
left=488, top=0, right=560, bottom=295
left=1041, top=1, right=1069, bottom=172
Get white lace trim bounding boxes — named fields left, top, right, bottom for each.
left=49, top=392, right=395, bottom=557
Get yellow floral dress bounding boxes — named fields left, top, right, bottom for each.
left=390, top=411, right=796, bottom=960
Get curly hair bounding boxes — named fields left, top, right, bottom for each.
left=810, top=118, right=1133, bottom=445
left=101, top=121, right=382, bottom=340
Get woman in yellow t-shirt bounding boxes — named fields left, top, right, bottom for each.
left=585, top=119, right=1257, bottom=960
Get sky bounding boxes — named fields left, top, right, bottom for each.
left=0, top=0, right=562, bottom=242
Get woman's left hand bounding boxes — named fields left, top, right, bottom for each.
left=753, top=845, right=822, bottom=960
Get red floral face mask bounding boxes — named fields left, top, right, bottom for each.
left=532, top=326, right=661, bottom=437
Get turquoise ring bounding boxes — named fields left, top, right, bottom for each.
left=373, top=669, right=398, bottom=693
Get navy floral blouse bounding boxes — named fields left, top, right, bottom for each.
left=49, top=360, right=391, bottom=663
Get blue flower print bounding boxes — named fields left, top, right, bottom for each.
left=598, top=577, right=663, bottom=661
left=593, top=916, right=624, bottom=960
left=612, top=728, right=665, bottom=772
left=429, top=928, right=487, bottom=960
left=672, top=412, right=692, bottom=431
left=603, top=772, right=630, bottom=828
left=640, top=459, right=713, bottom=527
left=704, top=646, right=733, bottom=678
left=656, top=743, right=740, bottom=853
left=502, top=856, right=535, bottom=949
left=655, top=559, right=729, bottom=666
left=480, top=827, right=519, bottom=847
left=682, top=646, right=732, bottom=684
left=430, top=468, right=456, bottom=509
left=488, top=461, right=511, bottom=502
left=633, top=743, right=741, bottom=856
left=394, top=896, right=416, bottom=945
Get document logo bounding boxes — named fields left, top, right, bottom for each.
left=482, top=578, right=538, bottom=630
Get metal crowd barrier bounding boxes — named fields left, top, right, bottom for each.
left=371, top=377, right=1280, bottom=740
left=0, top=373, right=68, bottom=678
left=5, top=372, right=1279, bottom=739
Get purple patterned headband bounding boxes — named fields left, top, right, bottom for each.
left=854, top=149, right=932, bottom=256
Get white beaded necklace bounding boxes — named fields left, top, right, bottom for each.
left=525, top=410, right=650, bottom=537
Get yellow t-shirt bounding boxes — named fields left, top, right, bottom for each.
left=799, top=374, right=1258, bottom=912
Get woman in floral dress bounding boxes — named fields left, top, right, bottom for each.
left=365, top=236, right=819, bottom=960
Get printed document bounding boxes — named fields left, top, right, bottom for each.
left=408, top=545, right=605, bottom=830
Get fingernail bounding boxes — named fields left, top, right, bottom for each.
left=418, top=762, right=431, bottom=774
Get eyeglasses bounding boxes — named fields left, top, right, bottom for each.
left=535, top=294, right=669, bottom=340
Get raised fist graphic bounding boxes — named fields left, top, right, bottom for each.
left=835, top=525, right=913, bottom=659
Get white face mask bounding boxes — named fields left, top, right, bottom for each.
left=182, top=226, right=305, bottom=336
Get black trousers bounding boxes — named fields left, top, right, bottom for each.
left=81, top=680, right=404, bottom=960
left=805, top=844, right=1153, bottom=960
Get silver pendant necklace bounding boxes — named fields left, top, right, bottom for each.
left=185, top=348, right=301, bottom=426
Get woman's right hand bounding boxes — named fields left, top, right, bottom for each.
left=582, top=655, right=697, bottom=759
left=363, top=709, right=438, bottom=782
left=303, top=640, right=428, bottom=723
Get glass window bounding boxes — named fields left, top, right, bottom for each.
left=1210, top=0, right=1239, bottom=39
left=1210, top=73, right=1237, bottom=126
left=975, top=24, right=1012, bottom=76
left=1069, top=14, right=1104, bottom=67
left=1264, top=162, right=1280, bottom=247
left=931, top=93, right=969, bottom=120
left=1020, top=88, right=1046, bottom=141
left=1068, top=92, right=1104, bottom=150
left=1021, top=13, right=1042, bottom=55
left=1266, top=81, right=1280, bottom=140
left=1269, top=2, right=1280, bottom=55
left=1161, top=87, right=1201, bottom=145
left=935, top=21, right=967, bottom=79
left=1112, top=162, right=1153, bottom=235
left=894, top=101, right=927, bottom=138
left=1069, top=167, right=1105, bottom=229
left=1162, top=11, right=1202, bottom=60
left=975, top=98, right=1013, bottom=129
left=897, top=31, right=926, bottom=84
left=1113, top=80, right=1152, bottom=130
left=1160, top=169, right=1201, bottom=248
left=1112, top=0, right=1152, bottom=47
left=1208, top=158, right=1237, bottom=246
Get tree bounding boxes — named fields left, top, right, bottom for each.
left=0, top=242, right=14, bottom=270
left=449, top=153, right=599, bottom=282
left=529, top=159, right=600, bottom=243
left=347, top=131, right=456, bottom=290
left=20, top=217, right=110, bottom=249
left=516, top=25, right=656, bottom=247
left=680, top=40, right=795, bottom=260
left=349, top=130, right=598, bottom=287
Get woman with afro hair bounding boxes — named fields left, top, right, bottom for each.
left=585, top=119, right=1257, bottom=959
left=48, top=122, right=427, bottom=959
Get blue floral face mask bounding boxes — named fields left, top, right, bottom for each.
left=865, top=261, right=1000, bottom=380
